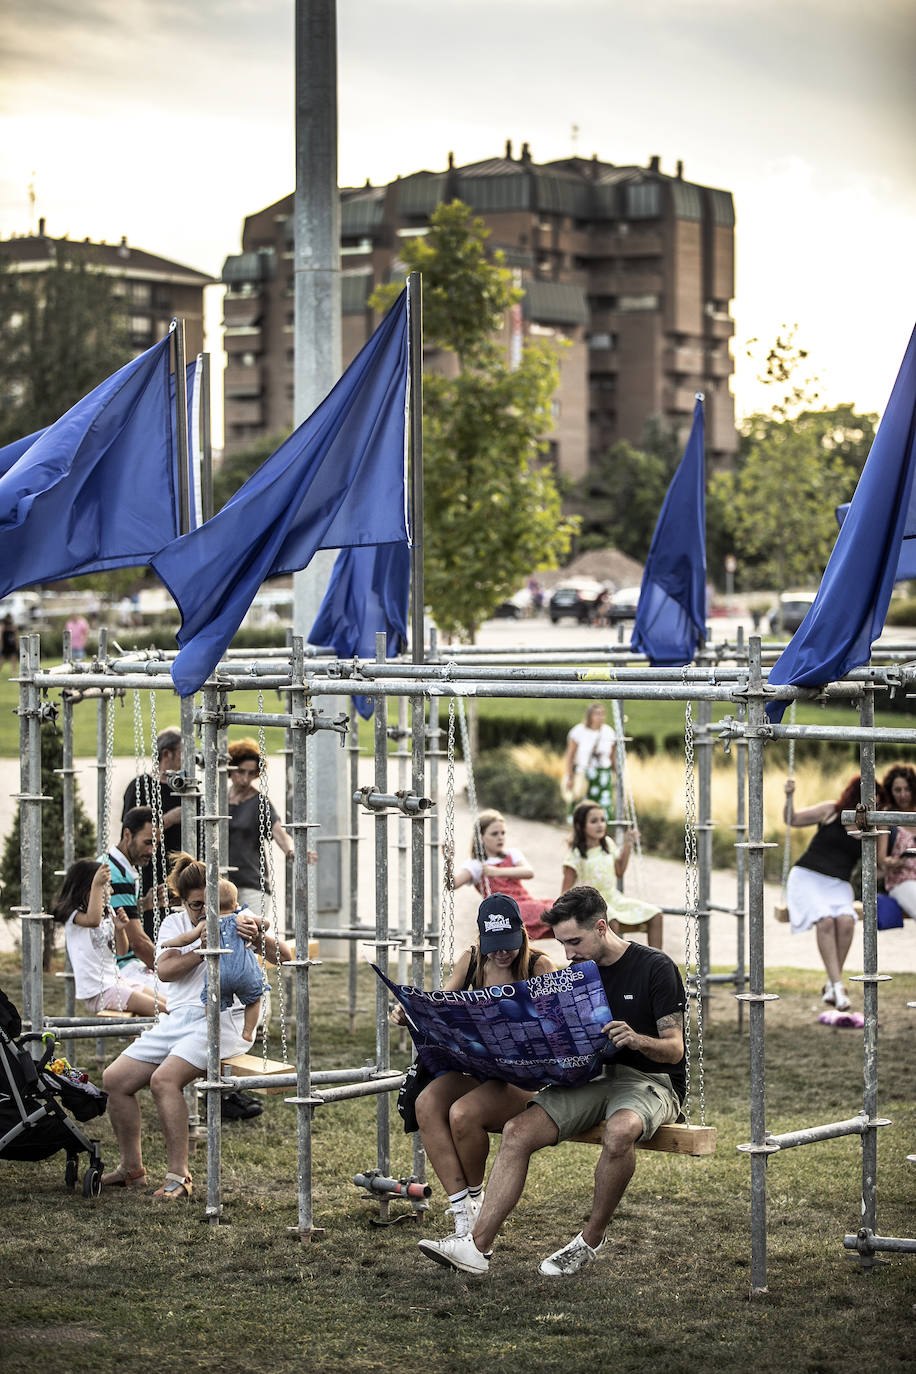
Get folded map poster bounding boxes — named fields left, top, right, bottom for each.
left=373, top=960, right=615, bottom=1090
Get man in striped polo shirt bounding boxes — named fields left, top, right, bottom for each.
left=101, top=807, right=157, bottom=971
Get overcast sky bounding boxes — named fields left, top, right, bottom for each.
left=2, top=0, right=913, bottom=417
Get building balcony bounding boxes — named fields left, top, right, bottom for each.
left=224, top=364, right=263, bottom=400
left=223, top=296, right=264, bottom=329
left=707, top=352, right=733, bottom=378
left=588, top=271, right=662, bottom=297
left=705, top=313, right=735, bottom=340
left=665, top=345, right=704, bottom=374
left=664, top=385, right=701, bottom=414
left=225, top=398, right=264, bottom=427
left=587, top=348, right=619, bottom=374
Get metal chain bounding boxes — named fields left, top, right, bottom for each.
left=100, top=692, right=117, bottom=983
left=147, top=690, right=165, bottom=1020
left=611, top=700, right=645, bottom=897
left=682, top=701, right=706, bottom=1124
left=458, top=696, right=490, bottom=898
left=781, top=699, right=797, bottom=888
left=256, top=691, right=283, bottom=1064
left=440, top=696, right=457, bottom=980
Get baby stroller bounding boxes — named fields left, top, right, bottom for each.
left=0, top=986, right=107, bottom=1196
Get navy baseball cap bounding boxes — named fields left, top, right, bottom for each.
left=477, top=894, right=524, bottom=955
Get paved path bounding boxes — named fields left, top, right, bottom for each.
left=2, top=757, right=913, bottom=977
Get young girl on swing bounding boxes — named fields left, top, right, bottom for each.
left=561, top=801, right=663, bottom=949
left=53, top=860, right=168, bottom=1016
left=446, top=809, right=554, bottom=939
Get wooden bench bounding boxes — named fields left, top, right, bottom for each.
left=570, top=1121, right=716, bottom=1155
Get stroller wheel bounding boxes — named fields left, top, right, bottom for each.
left=83, top=1164, right=103, bottom=1199
left=65, top=1157, right=78, bottom=1190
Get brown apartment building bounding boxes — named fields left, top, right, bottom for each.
left=0, top=222, right=214, bottom=359
left=222, top=144, right=736, bottom=472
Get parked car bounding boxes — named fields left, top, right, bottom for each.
left=492, top=588, right=532, bottom=619
left=771, top=591, right=817, bottom=635
left=548, top=579, right=604, bottom=623
left=606, top=586, right=642, bottom=623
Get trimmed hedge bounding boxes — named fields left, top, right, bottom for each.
left=472, top=749, right=566, bottom=823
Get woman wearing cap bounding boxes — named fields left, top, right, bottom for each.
left=393, top=895, right=555, bottom=1239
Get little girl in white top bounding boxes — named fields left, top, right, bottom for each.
left=52, top=860, right=167, bottom=1016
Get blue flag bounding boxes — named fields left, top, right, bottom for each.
left=153, top=290, right=410, bottom=696
left=835, top=499, right=916, bottom=580
left=631, top=396, right=706, bottom=665
left=309, top=541, right=410, bottom=718
left=767, top=324, right=916, bottom=722
left=0, top=336, right=177, bottom=598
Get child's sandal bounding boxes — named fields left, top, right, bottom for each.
left=153, top=1172, right=192, bottom=1201
left=100, top=1164, right=148, bottom=1189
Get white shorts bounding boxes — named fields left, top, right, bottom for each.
left=786, top=866, right=857, bottom=935
left=122, top=1002, right=247, bottom=1071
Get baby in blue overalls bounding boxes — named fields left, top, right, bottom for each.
left=161, top=877, right=267, bottom=1041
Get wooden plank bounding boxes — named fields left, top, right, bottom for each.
left=570, top=1121, right=717, bottom=1156
left=220, top=1052, right=294, bottom=1094
left=285, top=940, right=320, bottom=961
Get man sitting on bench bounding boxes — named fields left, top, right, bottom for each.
left=418, top=883, right=686, bottom=1277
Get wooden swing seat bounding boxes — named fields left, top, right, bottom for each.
left=220, top=1052, right=294, bottom=1093
left=569, top=1120, right=717, bottom=1156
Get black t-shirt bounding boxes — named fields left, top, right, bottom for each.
left=597, top=943, right=687, bottom=1103
left=228, top=792, right=279, bottom=891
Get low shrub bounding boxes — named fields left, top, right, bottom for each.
left=473, top=748, right=566, bottom=823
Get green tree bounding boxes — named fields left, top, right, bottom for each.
left=0, top=245, right=131, bottom=446
left=729, top=425, right=853, bottom=591
left=0, top=723, right=97, bottom=968
left=371, top=202, right=576, bottom=640
left=212, top=431, right=290, bottom=512
left=571, top=440, right=669, bottom=556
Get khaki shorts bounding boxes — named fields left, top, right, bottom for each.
left=532, top=1064, right=680, bottom=1144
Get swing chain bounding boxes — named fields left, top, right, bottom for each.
left=147, top=691, right=164, bottom=1019
left=458, top=697, right=490, bottom=898
left=256, top=691, right=286, bottom=1066
left=682, top=701, right=707, bottom=1125
left=440, top=696, right=457, bottom=979
left=611, top=700, right=645, bottom=898
left=781, top=700, right=797, bottom=888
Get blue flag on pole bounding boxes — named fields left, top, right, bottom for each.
left=835, top=499, right=916, bottom=581
left=631, top=395, right=706, bottom=665
left=153, top=290, right=410, bottom=697
left=0, top=336, right=177, bottom=599
left=766, top=324, right=916, bottom=722
left=309, top=541, right=410, bottom=719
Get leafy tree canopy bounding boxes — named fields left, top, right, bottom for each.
left=0, top=244, right=131, bottom=447
left=371, top=202, right=576, bottom=640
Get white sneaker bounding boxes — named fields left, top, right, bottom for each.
left=418, top=1232, right=490, bottom=1275
left=539, top=1231, right=607, bottom=1276
left=821, top=982, right=836, bottom=1006
left=833, top=983, right=851, bottom=1012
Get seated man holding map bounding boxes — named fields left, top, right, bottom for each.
left=417, top=883, right=686, bottom=1277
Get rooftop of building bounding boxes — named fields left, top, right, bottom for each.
left=0, top=225, right=216, bottom=283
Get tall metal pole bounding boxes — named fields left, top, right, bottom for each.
left=292, top=0, right=345, bottom=919
left=408, top=272, right=424, bottom=663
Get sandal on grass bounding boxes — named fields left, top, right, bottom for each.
left=153, top=1172, right=192, bottom=1201
left=100, top=1164, right=148, bottom=1189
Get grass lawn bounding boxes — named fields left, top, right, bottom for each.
left=1, top=955, right=913, bottom=1373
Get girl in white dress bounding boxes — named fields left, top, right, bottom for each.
left=561, top=801, right=663, bottom=948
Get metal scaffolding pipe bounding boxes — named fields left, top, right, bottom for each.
left=764, top=1114, right=869, bottom=1150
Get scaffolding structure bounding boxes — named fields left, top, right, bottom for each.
left=13, top=627, right=916, bottom=1289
